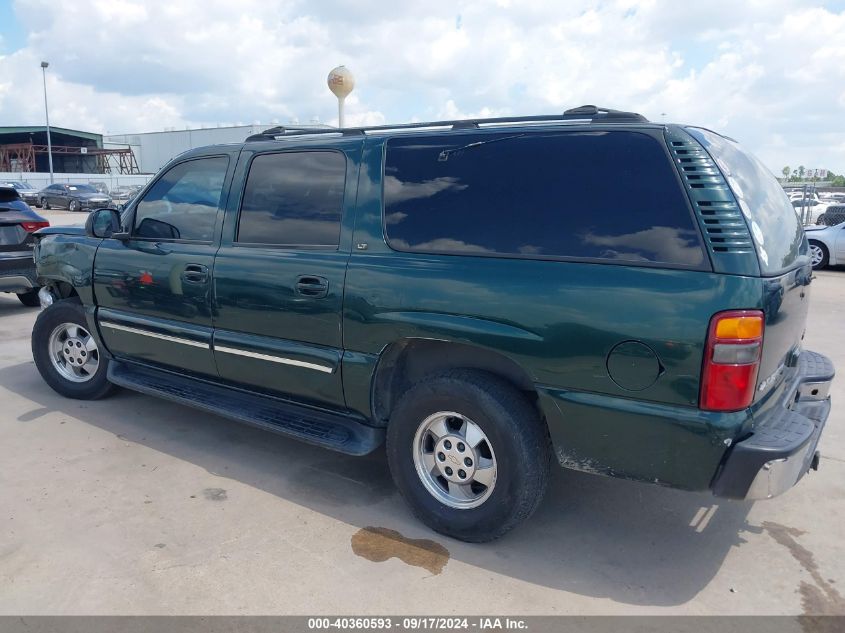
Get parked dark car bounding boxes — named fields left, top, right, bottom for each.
left=29, top=106, right=834, bottom=542
left=0, top=186, right=49, bottom=306
left=1, top=180, right=40, bottom=205
left=37, top=183, right=114, bottom=212
left=816, top=205, right=845, bottom=227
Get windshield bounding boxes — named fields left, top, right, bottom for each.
left=686, top=127, right=806, bottom=276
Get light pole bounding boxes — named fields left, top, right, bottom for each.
left=327, top=65, right=355, bottom=128
left=40, top=61, right=54, bottom=183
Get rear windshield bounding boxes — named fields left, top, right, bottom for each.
left=686, top=127, right=805, bottom=276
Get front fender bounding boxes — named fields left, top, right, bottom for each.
left=34, top=233, right=100, bottom=305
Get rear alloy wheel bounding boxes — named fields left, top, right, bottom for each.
left=68, top=199, right=80, bottom=212
left=413, top=411, right=498, bottom=509
left=17, top=290, right=40, bottom=307
left=41, top=198, right=50, bottom=210
left=809, top=240, right=829, bottom=270
left=32, top=299, right=115, bottom=399
left=387, top=369, right=551, bottom=542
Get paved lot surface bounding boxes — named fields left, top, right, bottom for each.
left=1, top=234, right=843, bottom=614
left=36, top=208, right=90, bottom=227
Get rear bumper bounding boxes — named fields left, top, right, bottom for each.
left=0, top=254, right=37, bottom=292
left=711, top=350, right=834, bottom=500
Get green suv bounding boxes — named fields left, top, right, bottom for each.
left=30, top=106, right=834, bottom=542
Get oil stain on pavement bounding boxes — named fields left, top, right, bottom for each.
left=351, top=526, right=449, bottom=575
left=762, top=521, right=845, bottom=622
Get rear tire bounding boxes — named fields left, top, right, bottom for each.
left=17, top=290, right=40, bottom=307
left=41, top=198, right=50, bottom=210
left=386, top=369, right=551, bottom=542
left=809, top=240, right=829, bottom=270
left=32, top=299, right=115, bottom=400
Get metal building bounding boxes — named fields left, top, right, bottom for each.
left=104, top=124, right=330, bottom=175
left=0, top=126, right=139, bottom=174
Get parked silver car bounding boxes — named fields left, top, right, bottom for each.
left=1, top=181, right=39, bottom=205
left=805, top=221, right=845, bottom=269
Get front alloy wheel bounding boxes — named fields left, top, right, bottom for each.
left=48, top=322, right=100, bottom=382
left=32, top=298, right=115, bottom=400
left=68, top=199, right=79, bottom=212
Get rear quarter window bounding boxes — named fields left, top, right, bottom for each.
left=383, top=130, right=706, bottom=268
left=686, top=127, right=805, bottom=276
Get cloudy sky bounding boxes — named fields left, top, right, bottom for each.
left=1, top=0, right=843, bottom=174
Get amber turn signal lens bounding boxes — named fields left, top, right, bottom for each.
left=714, top=315, right=763, bottom=340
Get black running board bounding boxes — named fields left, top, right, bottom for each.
left=107, top=360, right=384, bottom=456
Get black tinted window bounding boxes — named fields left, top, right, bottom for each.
left=383, top=131, right=705, bottom=266
left=134, top=156, right=228, bottom=241
left=237, top=151, right=345, bottom=246
left=0, top=188, right=19, bottom=202
left=687, top=127, right=804, bottom=275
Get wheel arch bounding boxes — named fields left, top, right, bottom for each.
left=371, top=338, right=542, bottom=426
left=39, top=279, right=80, bottom=301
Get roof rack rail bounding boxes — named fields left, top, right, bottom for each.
left=561, top=105, right=648, bottom=122
left=244, top=125, right=362, bottom=142
left=244, top=105, right=648, bottom=142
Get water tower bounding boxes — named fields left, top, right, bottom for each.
left=327, top=65, right=355, bottom=128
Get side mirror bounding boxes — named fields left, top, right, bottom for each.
left=85, top=208, right=126, bottom=239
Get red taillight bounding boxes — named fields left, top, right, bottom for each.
left=700, top=310, right=764, bottom=412
left=21, top=221, right=50, bottom=232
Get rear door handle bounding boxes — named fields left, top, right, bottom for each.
left=181, top=263, right=209, bottom=284
left=295, top=275, right=329, bottom=298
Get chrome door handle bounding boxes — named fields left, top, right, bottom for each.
left=295, top=275, right=329, bottom=298
left=181, top=264, right=209, bottom=284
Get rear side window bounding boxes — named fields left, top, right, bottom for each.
left=686, top=127, right=805, bottom=275
left=383, top=131, right=706, bottom=267
left=237, top=151, right=345, bottom=247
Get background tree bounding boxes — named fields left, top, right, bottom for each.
left=782, top=166, right=791, bottom=182
left=798, top=165, right=806, bottom=180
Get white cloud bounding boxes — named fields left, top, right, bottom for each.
left=0, top=0, right=843, bottom=172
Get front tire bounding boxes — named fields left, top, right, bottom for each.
left=17, top=290, right=40, bottom=307
left=386, top=370, right=551, bottom=542
left=32, top=299, right=115, bottom=400
left=68, top=199, right=80, bottom=212
left=809, top=240, right=829, bottom=270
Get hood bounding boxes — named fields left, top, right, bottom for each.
left=34, top=225, right=85, bottom=238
